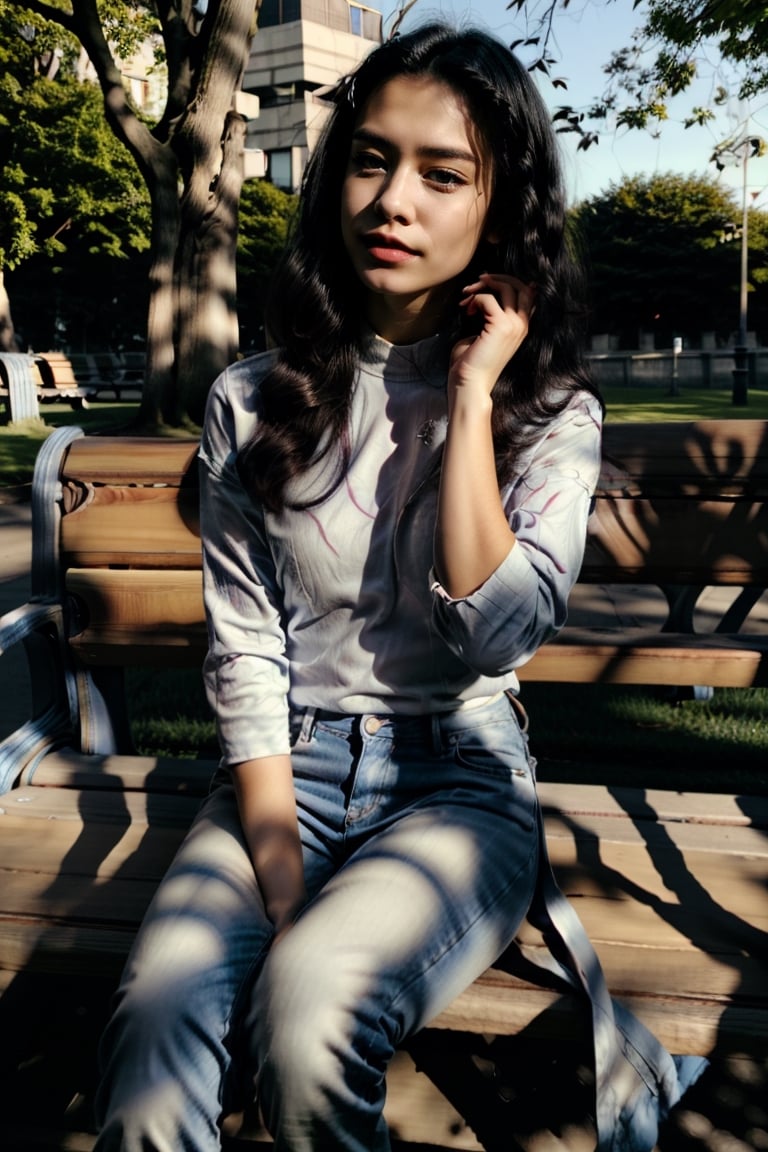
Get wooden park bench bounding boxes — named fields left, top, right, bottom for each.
left=31, top=352, right=144, bottom=405
left=0, top=354, right=108, bottom=423
left=69, top=352, right=145, bottom=399
left=0, top=420, right=766, bottom=1149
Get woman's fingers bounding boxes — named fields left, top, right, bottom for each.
left=460, top=273, right=537, bottom=316
left=451, top=273, right=537, bottom=388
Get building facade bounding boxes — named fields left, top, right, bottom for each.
left=243, top=0, right=382, bottom=192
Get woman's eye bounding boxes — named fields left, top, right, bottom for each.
left=426, top=169, right=467, bottom=190
left=351, top=151, right=386, bottom=174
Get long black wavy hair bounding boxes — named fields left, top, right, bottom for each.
left=237, top=22, right=598, bottom=512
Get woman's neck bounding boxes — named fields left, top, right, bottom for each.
left=365, top=290, right=453, bottom=345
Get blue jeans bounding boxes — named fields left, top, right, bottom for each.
left=94, top=693, right=539, bottom=1152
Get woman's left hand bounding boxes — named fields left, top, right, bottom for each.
left=449, top=273, right=536, bottom=403
left=436, top=274, right=533, bottom=597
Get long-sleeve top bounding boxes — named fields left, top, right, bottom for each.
left=198, top=330, right=603, bottom=766
left=198, top=332, right=707, bottom=1149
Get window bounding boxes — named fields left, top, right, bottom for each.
left=269, top=150, right=293, bottom=190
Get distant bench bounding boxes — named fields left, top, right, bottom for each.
left=0, top=352, right=144, bottom=422
left=33, top=351, right=145, bottom=401
left=0, top=419, right=766, bottom=1148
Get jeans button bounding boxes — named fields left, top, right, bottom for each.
left=364, top=716, right=384, bottom=735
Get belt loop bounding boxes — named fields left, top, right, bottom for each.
left=505, top=689, right=529, bottom=733
left=299, top=707, right=317, bottom=744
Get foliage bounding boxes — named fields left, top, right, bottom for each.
left=0, top=1, right=151, bottom=348
left=236, top=178, right=298, bottom=352
left=572, top=172, right=768, bottom=344
left=643, top=0, right=768, bottom=102
left=2, top=0, right=261, bottom=427
left=7, top=175, right=296, bottom=353
left=508, top=0, right=768, bottom=148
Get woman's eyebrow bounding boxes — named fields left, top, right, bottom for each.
left=351, top=128, right=477, bottom=166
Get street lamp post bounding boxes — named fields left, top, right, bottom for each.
left=732, top=140, right=750, bottom=406
left=712, top=125, right=765, bottom=407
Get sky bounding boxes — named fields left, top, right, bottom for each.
left=371, top=0, right=768, bottom=209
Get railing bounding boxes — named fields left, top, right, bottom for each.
left=588, top=348, right=768, bottom=389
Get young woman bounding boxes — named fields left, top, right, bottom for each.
left=94, top=23, right=704, bottom=1152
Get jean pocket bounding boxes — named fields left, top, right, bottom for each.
left=450, top=716, right=531, bottom=781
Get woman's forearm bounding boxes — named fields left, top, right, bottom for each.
left=232, top=754, right=306, bottom=936
left=435, top=387, right=516, bottom=599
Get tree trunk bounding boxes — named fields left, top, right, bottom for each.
left=57, top=0, right=259, bottom=429
left=153, top=0, right=258, bottom=427
left=0, top=270, right=21, bottom=353
left=172, top=110, right=246, bottom=426
left=137, top=150, right=184, bottom=427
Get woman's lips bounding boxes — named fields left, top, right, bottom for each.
left=362, top=236, right=417, bottom=264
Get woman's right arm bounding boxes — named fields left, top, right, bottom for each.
left=199, top=366, right=306, bottom=934
left=232, top=755, right=306, bottom=939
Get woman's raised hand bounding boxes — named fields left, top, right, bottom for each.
left=449, top=273, right=536, bottom=405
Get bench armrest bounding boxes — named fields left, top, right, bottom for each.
left=0, top=600, right=77, bottom=793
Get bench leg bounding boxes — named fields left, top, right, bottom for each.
left=77, top=667, right=134, bottom=755
left=660, top=585, right=714, bottom=701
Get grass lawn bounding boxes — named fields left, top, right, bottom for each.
left=3, top=386, right=768, bottom=487
left=602, top=384, right=768, bottom=421
left=3, top=387, right=768, bottom=792
left=125, top=665, right=768, bottom=793
left=0, top=400, right=139, bottom=486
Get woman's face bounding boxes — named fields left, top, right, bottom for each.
left=340, top=74, right=493, bottom=344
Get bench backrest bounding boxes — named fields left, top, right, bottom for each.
left=589, top=420, right=768, bottom=583
left=43, top=419, right=768, bottom=669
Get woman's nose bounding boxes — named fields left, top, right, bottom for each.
left=375, top=168, right=414, bottom=223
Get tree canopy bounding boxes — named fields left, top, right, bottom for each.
left=1, top=0, right=296, bottom=360
left=0, top=2, right=151, bottom=349
left=236, top=178, right=297, bottom=354
left=509, top=0, right=768, bottom=147
left=3, top=0, right=261, bottom=427
left=572, top=172, right=768, bottom=346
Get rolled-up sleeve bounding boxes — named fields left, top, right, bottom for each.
left=199, top=371, right=291, bottom=764
left=430, top=395, right=602, bottom=676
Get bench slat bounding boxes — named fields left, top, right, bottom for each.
left=1, top=900, right=761, bottom=1009
left=520, top=636, right=768, bottom=686
left=586, top=497, right=768, bottom=583
left=61, top=490, right=200, bottom=567
left=62, top=438, right=199, bottom=486
left=67, top=570, right=204, bottom=638
left=1, top=908, right=761, bottom=1058
left=4, top=843, right=763, bottom=961
left=57, top=421, right=768, bottom=496
left=60, top=492, right=768, bottom=585
left=598, top=419, right=768, bottom=493
left=2, top=786, right=764, bottom=1010
left=61, top=566, right=768, bottom=684
left=25, top=754, right=768, bottom=829
left=0, top=917, right=760, bottom=1056
left=68, top=625, right=768, bottom=686
left=51, top=421, right=768, bottom=486
left=25, top=750, right=217, bottom=793
left=4, top=783, right=767, bottom=860
left=430, top=973, right=767, bottom=1054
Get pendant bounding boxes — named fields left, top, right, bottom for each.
left=416, top=419, right=436, bottom=447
